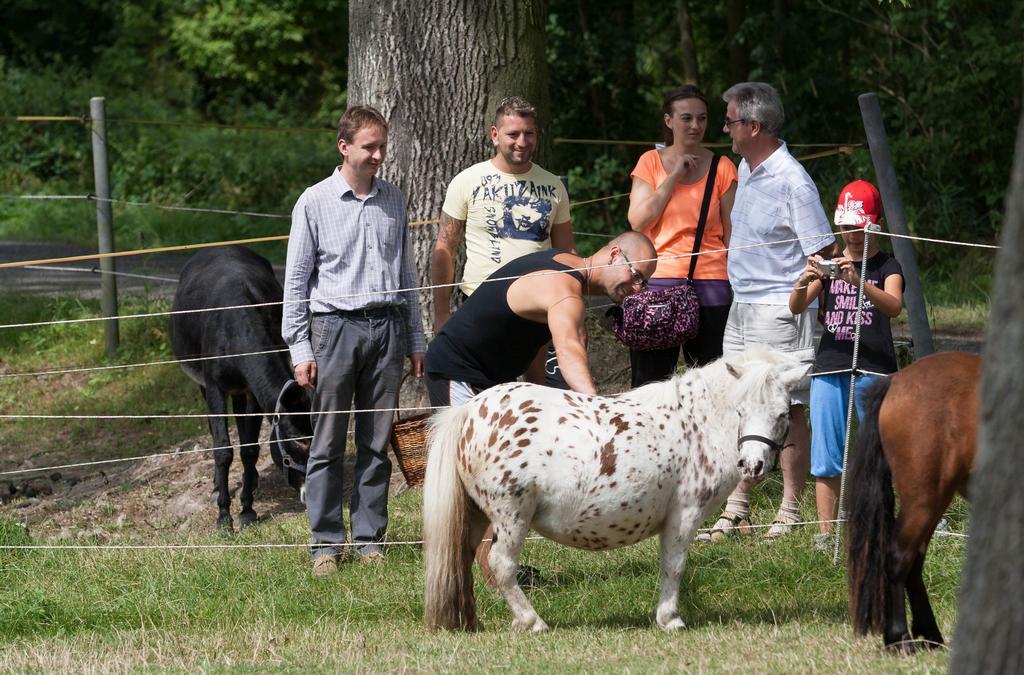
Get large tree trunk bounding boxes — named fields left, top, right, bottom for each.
left=677, top=0, right=699, bottom=87
left=348, top=0, right=550, bottom=333
left=949, top=87, right=1024, bottom=674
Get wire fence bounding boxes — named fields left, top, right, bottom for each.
left=0, top=516, right=968, bottom=551
left=0, top=229, right=998, bottom=332
left=0, top=222, right=986, bottom=547
left=0, top=111, right=987, bottom=556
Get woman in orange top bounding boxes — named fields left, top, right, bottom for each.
left=626, top=85, right=738, bottom=387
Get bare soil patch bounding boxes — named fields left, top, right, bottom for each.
left=0, top=426, right=421, bottom=541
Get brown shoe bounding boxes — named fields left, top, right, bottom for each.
left=312, top=554, right=338, bottom=577
left=357, top=550, right=384, bottom=564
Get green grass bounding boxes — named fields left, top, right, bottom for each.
left=0, top=294, right=204, bottom=472
left=917, top=248, right=994, bottom=333
left=0, top=293, right=968, bottom=671
left=0, top=485, right=965, bottom=671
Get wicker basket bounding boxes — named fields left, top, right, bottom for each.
left=390, top=373, right=431, bottom=487
left=391, top=412, right=430, bottom=487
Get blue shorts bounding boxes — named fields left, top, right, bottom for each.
left=809, top=373, right=882, bottom=478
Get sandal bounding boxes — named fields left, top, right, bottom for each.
left=696, top=510, right=753, bottom=542
left=765, top=509, right=802, bottom=539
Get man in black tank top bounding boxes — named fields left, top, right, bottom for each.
left=424, top=231, right=657, bottom=588
left=426, top=231, right=656, bottom=405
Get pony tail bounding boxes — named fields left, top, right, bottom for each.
left=846, top=376, right=895, bottom=636
left=423, top=404, right=479, bottom=631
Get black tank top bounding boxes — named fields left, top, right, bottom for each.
left=425, top=249, right=585, bottom=389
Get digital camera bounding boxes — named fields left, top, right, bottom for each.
left=813, top=260, right=841, bottom=277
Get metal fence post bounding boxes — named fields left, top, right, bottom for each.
left=90, top=96, right=119, bottom=356
left=858, top=92, right=934, bottom=358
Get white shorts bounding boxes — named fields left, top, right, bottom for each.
left=722, top=302, right=815, bottom=405
left=448, top=380, right=478, bottom=406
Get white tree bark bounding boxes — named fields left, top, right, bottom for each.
left=950, top=88, right=1024, bottom=674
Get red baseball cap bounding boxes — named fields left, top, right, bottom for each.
left=834, top=180, right=882, bottom=228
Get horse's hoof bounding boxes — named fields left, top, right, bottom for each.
left=511, top=616, right=549, bottom=633
left=658, top=617, right=687, bottom=631
left=885, top=636, right=917, bottom=656
left=912, top=628, right=945, bottom=650
left=239, top=510, right=258, bottom=528
left=914, top=635, right=944, bottom=651
left=216, top=516, right=234, bottom=533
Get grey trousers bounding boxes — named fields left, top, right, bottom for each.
left=306, top=310, right=404, bottom=558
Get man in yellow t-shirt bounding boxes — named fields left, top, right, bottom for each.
left=430, top=96, right=576, bottom=589
left=431, top=96, right=576, bottom=348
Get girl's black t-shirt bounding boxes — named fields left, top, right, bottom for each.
left=814, top=251, right=903, bottom=375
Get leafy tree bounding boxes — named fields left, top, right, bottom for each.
left=167, top=0, right=347, bottom=117
left=0, top=0, right=1019, bottom=271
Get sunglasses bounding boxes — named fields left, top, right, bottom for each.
left=619, top=251, right=648, bottom=291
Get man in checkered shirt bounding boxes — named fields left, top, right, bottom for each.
left=283, top=105, right=425, bottom=576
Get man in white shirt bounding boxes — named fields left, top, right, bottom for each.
left=703, top=82, right=836, bottom=542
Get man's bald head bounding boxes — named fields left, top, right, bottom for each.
left=610, top=231, right=656, bottom=262
left=606, top=231, right=657, bottom=278
left=588, top=231, right=657, bottom=304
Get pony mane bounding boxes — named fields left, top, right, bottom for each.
left=702, top=347, right=800, bottom=404
left=617, top=347, right=798, bottom=408
left=617, top=369, right=696, bottom=409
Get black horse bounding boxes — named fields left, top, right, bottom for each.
left=169, top=246, right=311, bottom=531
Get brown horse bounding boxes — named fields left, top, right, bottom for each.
left=846, top=351, right=981, bottom=654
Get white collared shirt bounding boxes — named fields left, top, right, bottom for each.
left=728, top=142, right=834, bottom=305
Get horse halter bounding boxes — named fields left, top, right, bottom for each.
left=270, top=379, right=308, bottom=478
left=737, top=433, right=787, bottom=471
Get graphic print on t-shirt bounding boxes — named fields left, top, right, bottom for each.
left=821, top=277, right=878, bottom=340
left=502, top=193, right=553, bottom=240
left=471, top=176, right=557, bottom=251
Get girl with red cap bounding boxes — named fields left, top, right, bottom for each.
left=789, top=180, right=904, bottom=548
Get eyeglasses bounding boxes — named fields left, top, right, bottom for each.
left=619, top=252, right=648, bottom=291
left=723, top=117, right=748, bottom=128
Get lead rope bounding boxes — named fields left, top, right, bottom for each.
left=833, top=223, right=879, bottom=564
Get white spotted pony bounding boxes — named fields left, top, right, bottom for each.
left=423, top=347, right=809, bottom=632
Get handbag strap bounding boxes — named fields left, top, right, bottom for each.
left=687, top=154, right=721, bottom=281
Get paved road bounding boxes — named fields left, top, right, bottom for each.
left=0, top=240, right=285, bottom=299
left=0, top=240, right=186, bottom=298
